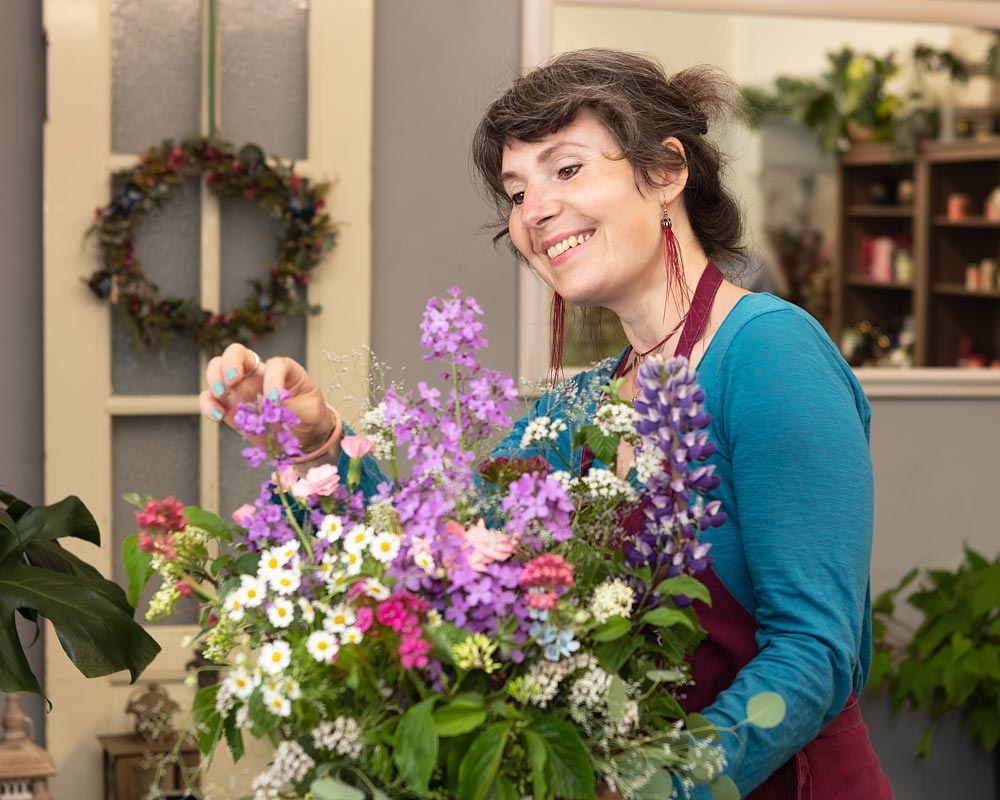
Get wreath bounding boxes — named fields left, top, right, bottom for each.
left=87, top=136, right=336, bottom=354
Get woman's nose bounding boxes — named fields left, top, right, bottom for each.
left=520, top=185, right=559, bottom=228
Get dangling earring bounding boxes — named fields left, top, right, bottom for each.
left=661, top=203, right=685, bottom=319
left=549, top=292, right=566, bottom=382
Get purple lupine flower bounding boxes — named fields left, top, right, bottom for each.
left=627, top=356, right=726, bottom=582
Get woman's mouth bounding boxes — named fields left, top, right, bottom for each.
left=545, top=231, right=593, bottom=261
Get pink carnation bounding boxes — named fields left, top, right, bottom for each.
left=231, top=503, right=256, bottom=526
left=445, top=519, right=516, bottom=573
left=341, top=435, right=374, bottom=459
left=399, top=635, right=431, bottom=670
left=272, top=466, right=299, bottom=492
left=356, top=606, right=374, bottom=633
left=291, top=464, right=340, bottom=498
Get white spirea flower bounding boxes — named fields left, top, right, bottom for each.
left=580, top=469, right=638, bottom=503
left=633, top=446, right=666, bottom=486
left=267, top=597, right=295, bottom=628
left=519, top=415, right=568, bottom=450
left=344, top=524, right=374, bottom=553
left=306, top=630, right=340, bottom=663
left=312, top=716, right=364, bottom=759
left=239, top=575, right=267, bottom=608
left=593, top=402, right=641, bottom=440
left=269, top=567, right=301, bottom=596
left=360, top=403, right=394, bottom=460
left=369, top=532, right=401, bottom=563
left=258, top=640, right=291, bottom=675
left=549, top=470, right=575, bottom=493
left=318, top=514, right=344, bottom=542
left=589, top=579, right=636, bottom=624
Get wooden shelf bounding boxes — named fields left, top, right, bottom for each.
left=845, top=275, right=913, bottom=291
left=846, top=205, right=914, bottom=218
left=933, top=216, right=1000, bottom=228
left=933, top=283, right=1000, bottom=299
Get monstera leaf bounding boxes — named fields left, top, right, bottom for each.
left=0, top=489, right=160, bottom=697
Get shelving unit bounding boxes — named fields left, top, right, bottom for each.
left=833, top=140, right=1000, bottom=367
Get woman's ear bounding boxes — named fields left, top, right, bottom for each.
left=654, top=136, right=688, bottom=204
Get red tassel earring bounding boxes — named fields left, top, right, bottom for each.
left=549, top=292, right=566, bottom=382
left=661, top=204, right=686, bottom=319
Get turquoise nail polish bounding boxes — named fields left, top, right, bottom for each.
left=210, top=408, right=223, bottom=421
left=267, top=388, right=279, bottom=401
left=224, top=367, right=238, bottom=381
left=213, top=380, right=225, bottom=397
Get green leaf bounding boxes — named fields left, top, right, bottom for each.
left=640, top=606, right=697, bottom=632
left=24, top=539, right=133, bottom=617
left=591, top=615, right=632, bottom=642
left=122, top=534, right=154, bottom=608
left=521, top=729, right=555, bottom=800
left=393, top=697, right=438, bottom=795
left=0, top=495, right=99, bottom=563
left=710, top=775, right=741, bottom=800
left=594, top=636, right=641, bottom=674
left=0, top=604, right=42, bottom=695
left=193, top=685, right=223, bottom=755
left=914, top=726, right=933, bottom=760
left=0, top=563, right=160, bottom=694
left=0, top=508, right=18, bottom=540
left=223, top=710, right=245, bottom=762
left=973, top=573, right=1000, bottom=618
left=433, top=695, right=487, bottom=737
left=310, top=778, right=365, bottom=800
left=457, top=721, right=513, bottom=800
left=685, top=712, right=719, bottom=742
left=634, top=768, right=673, bottom=799
left=184, top=506, right=232, bottom=540
left=527, top=716, right=595, bottom=800
left=746, top=692, right=786, bottom=729
left=606, top=675, right=627, bottom=725
left=655, top=574, right=712, bottom=607
left=574, top=424, right=619, bottom=467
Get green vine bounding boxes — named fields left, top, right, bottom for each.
left=87, top=136, right=336, bottom=353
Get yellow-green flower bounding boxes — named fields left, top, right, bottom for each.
left=452, top=633, right=500, bottom=673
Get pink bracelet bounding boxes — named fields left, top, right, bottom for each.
left=293, top=404, right=343, bottom=465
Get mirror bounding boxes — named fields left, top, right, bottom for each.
left=518, top=0, right=1000, bottom=375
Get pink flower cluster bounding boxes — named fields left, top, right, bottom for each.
left=518, top=554, right=575, bottom=611
left=136, top=497, right=187, bottom=558
left=376, top=591, right=432, bottom=669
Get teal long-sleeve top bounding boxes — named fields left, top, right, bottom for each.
left=350, top=292, right=875, bottom=796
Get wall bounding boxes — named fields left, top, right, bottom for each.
left=0, top=0, right=46, bottom=745
left=371, top=0, right=522, bottom=391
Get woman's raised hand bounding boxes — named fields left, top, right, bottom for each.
left=199, top=343, right=335, bottom=454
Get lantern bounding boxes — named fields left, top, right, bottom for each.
left=0, top=694, right=56, bottom=800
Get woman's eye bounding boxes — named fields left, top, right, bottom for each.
left=509, top=191, right=524, bottom=207
left=557, top=164, right=582, bottom=179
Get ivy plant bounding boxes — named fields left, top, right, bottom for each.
left=0, top=489, right=160, bottom=698
left=870, top=547, right=1000, bottom=758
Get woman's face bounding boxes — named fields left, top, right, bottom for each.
left=501, top=109, right=664, bottom=312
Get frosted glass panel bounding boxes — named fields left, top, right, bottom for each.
left=219, top=195, right=306, bottom=364
left=111, top=177, right=202, bottom=394
left=113, top=415, right=200, bottom=624
left=220, top=0, right=308, bottom=158
left=112, top=0, right=202, bottom=154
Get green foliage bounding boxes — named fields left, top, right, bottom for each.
left=0, top=489, right=160, bottom=698
left=393, top=697, right=439, bottom=795
left=871, top=547, right=1000, bottom=756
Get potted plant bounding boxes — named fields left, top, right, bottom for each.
left=869, top=547, right=1000, bottom=772
left=0, top=489, right=160, bottom=697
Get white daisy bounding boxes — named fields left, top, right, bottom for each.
left=267, top=597, right=295, bottom=628
left=369, top=532, right=401, bottom=564
left=263, top=689, right=291, bottom=717
left=223, top=592, right=245, bottom=622
left=324, top=605, right=356, bottom=634
left=226, top=667, right=256, bottom=699
left=341, top=549, right=363, bottom=576
left=344, top=524, right=374, bottom=553
left=258, top=547, right=288, bottom=580
left=427, top=608, right=443, bottom=627
left=239, top=575, right=267, bottom=608
left=276, top=541, right=300, bottom=564
left=318, top=514, right=345, bottom=542
left=306, top=631, right=340, bottom=663
left=268, top=568, right=302, bottom=596
left=363, top=578, right=391, bottom=601
left=341, top=626, right=364, bottom=645
left=258, top=640, right=291, bottom=675
left=282, top=677, right=302, bottom=700
left=298, top=597, right=316, bottom=624
left=413, top=549, right=436, bottom=574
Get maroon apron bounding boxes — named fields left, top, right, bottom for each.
left=595, top=263, right=894, bottom=799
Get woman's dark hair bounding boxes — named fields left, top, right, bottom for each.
left=472, top=48, right=746, bottom=265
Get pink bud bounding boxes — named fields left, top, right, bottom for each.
left=231, top=503, right=256, bottom=526
left=341, top=435, right=374, bottom=459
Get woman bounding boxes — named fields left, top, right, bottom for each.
left=201, top=50, right=893, bottom=798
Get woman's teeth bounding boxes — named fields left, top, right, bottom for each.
left=546, top=232, right=591, bottom=259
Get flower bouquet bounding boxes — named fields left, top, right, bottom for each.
left=125, top=289, right=782, bottom=800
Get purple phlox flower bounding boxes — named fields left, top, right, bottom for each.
left=419, top=288, right=488, bottom=367
left=502, top=472, right=574, bottom=543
